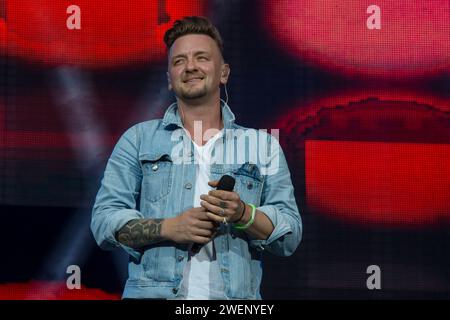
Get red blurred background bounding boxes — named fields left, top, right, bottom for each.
left=1, top=0, right=449, bottom=299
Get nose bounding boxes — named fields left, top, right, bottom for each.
left=185, top=57, right=197, bottom=72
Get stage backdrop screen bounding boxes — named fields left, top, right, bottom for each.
left=0, top=0, right=449, bottom=299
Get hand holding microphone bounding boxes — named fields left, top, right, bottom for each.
left=200, top=174, right=247, bottom=226
left=192, top=174, right=247, bottom=253
left=164, top=175, right=245, bottom=252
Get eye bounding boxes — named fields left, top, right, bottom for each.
left=198, top=56, right=208, bottom=61
left=173, top=59, right=183, bottom=66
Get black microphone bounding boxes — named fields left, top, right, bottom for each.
left=191, top=174, right=235, bottom=253
left=215, top=174, right=236, bottom=193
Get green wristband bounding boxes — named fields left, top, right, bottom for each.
left=233, top=203, right=256, bottom=230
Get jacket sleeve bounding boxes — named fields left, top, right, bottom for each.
left=249, top=133, right=302, bottom=256
left=91, top=125, right=144, bottom=261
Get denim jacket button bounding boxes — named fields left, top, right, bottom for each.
left=172, top=288, right=178, bottom=294
left=177, top=255, right=184, bottom=261
left=185, top=183, right=192, bottom=189
left=247, top=182, right=253, bottom=190
left=151, top=164, right=158, bottom=171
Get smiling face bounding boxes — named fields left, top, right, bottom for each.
left=168, top=34, right=229, bottom=102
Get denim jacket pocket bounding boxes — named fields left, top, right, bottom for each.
left=140, top=153, right=173, bottom=203
left=231, top=163, right=264, bottom=206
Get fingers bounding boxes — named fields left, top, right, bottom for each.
left=208, top=180, right=219, bottom=187
left=189, top=207, right=213, bottom=221
left=191, top=221, right=219, bottom=243
left=206, top=211, right=226, bottom=224
left=208, top=189, right=239, bottom=201
left=185, top=207, right=220, bottom=243
left=196, top=212, right=215, bottom=221
left=200, top=199, right=228, bottom=217
left=192, top=235, right=213, bottom=244
left=200, top=194, right=240, bottom=216
left=193, top=227, right=215, bottom=238
left=175, top=207, right=221, bottom=244
left=190, top=206, right=207, bottom=213
left=196, top=219, right=217, bottom=230
left=199, top=194, right=229, bottom=209
left=186, top=209, right=217, bottom=230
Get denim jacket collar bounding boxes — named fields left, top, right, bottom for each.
left=161, top=99, right=236, bottom=129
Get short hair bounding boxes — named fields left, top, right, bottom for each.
left=163, top=16, right=224, bottom=57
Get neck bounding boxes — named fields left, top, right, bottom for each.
left=178, top=94, right=223, bottom=146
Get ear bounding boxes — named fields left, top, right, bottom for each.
left=220, top=63, right=230, bottom=85
left=167, top=72, right=172, bottom=90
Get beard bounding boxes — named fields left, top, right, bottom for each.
left=178, top=83, right=208, bottom=100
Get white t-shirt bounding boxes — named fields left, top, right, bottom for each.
left=177, top=129, right=227, bottom=300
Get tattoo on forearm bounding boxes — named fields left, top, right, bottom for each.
left=116, top=219, right=163, bottom=248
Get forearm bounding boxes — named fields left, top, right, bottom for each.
left=238, top=204, right=274, bottom=240
left=115, top=218, right=172, bottom=249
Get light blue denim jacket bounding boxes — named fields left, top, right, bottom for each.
left=91, top=101, right=302, bottom=299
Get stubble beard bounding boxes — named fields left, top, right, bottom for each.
left=180, top=83, right=208, bottom=100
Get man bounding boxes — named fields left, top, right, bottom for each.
left=91, top=16, right=302, bottom=299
